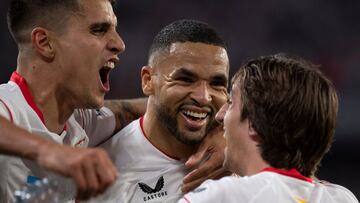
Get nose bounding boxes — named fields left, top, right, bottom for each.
left=191, top=81, right=212, bottom=106
left=107, top=31, right=125, bottom=55
left=215, top=103, right=228, bottom=124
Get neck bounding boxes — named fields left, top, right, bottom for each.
left=17, top=63, right=74, bottom=134
left=142, top=108, right=197, bottom=160
left=236, top=149, right=270, bottom=176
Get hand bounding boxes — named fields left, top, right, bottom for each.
left=182, top=126, right=231, bottom=193
left=36, top=141, right=118, bottom=200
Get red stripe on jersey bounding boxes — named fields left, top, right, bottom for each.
left=10, top=72, right=45, bottom=124
left=0, top=98, right=14, bottom=123
left=9, top=72, right=68, bottom=133
left=139, top=116, right=181, bottom=161
left=261, top=167, right=313, bottom=183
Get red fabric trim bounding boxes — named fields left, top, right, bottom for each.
left=10, top=72, right=67, bottom=132
left=74, top=137, right=86, bottom=147
left=10, top=72, right=45, bottom=124
left=183, top=196, right=191, bottom=203
left=139, top=116, right=180, bottom=160
left=261, top=167, right=313, bottom=183
left=0, top=98, right=13, bottom=123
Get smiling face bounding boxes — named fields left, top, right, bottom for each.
left=147, top=42, right=229, bottom=145
left=53, top=0, right=125, bottom=108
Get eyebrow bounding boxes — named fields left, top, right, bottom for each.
left=171, top=68, right=197, bottom=78
left=171, top=68, right=228, bottom=83
left=89, top=19, right=118, bottom=30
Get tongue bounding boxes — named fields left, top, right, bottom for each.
left=100, top=68, right=110, bottom=91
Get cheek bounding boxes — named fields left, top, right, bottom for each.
left=213, top=91, right=228, bottom=108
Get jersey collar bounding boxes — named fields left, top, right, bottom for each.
left=261, top=167, right=313, bottom=183
left=10, top=71, right=45, bottom=124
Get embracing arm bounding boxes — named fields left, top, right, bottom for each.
left=104, top=98, right=147, bottom=134
left=0, top=115, right=48, bottom=160
left=0, top=115, right=117, bottom=200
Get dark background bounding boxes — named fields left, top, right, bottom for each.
left=1, top=0, right=359, bottom=198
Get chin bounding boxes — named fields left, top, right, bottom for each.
left=85, top=96, right=105, bottom=109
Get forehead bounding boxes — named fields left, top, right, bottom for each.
left=230, top=82, right=241, bottom=102
left=76, top=0, right=117, bottom=24
left=156, top=42, right=229, bottom=75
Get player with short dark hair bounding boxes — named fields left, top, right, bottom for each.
left=90, top=19, right=230, bottom=202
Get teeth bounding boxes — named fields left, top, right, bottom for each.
left=183, top=110, right=207, bottom=119
left=104, top=61, right=115, bottom=69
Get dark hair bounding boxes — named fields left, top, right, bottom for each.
left=233, top=53, right=338, bottom=177
left=7, top=0, right=116, bottom=44
left=148, top=19, right=226, bottom=58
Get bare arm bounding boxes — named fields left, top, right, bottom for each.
left=0, top=115, right=47, bottom=159
left=104, top=98, right=147, bottom=134
left=0, top=115, right=117, bottom=200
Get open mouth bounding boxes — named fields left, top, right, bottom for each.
left=182, top=110, right=208, bottom=121
left=99, top=61, right=115, bottom=90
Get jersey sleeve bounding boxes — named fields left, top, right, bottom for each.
left=73, top=107, right=116, bottom=147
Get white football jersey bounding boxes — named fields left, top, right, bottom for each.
left=0, top=72, right=116, bottom=203
left=179, top=168, right=358, bottom=203
left=89, top=117, right=188, bottom=203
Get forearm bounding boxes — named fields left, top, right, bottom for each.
left=104, top=98, right=147, bottom=133
left=0, top=115, right=48, bottom=161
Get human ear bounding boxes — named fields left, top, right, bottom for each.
left=141, top=66, right=155, bottom=96
left=248, top=121, right=260, bottom=142
left=31, top=27, right=55, bottom=61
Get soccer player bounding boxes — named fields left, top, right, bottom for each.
left=0, top=1, right=227, bottom=202
left=91, top=19, right=230, bottom=202
left=179, top=54, right=359, bottom=203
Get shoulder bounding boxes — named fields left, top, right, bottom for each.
left=0, top=82, right=22, bottom=103
left=111, top=118, right=141, bottom=140
left=180, top=176, right=250, bottom=203
left=318, top=180, right=359, bottom=202
left=180, top=173, right=279, bottom=203
left=99, top=118, right=141, bottom=153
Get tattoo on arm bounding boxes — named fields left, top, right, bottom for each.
left=105, top=98, right=147, bottom=134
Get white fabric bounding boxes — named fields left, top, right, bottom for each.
left=0, top=99, right=11, bottom=120
left=179, top=171, right=359, bottom=203
left=0, top=81, right=116, bottom=203
left=88, top=118, right=187, bottom=203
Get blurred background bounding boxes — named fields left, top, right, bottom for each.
left=1, top=0, right=359, bottom=198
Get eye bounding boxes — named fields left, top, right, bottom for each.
left=89, top=23, right=110, bottom=36
left=176, top=76, right=194, bottom=83
left=91, top=27, right=107, bottom=35
left=211, top=80, right=226, bottom=88
left=210, top=76, right=227, bottom=90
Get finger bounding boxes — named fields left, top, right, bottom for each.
left=183, top=153, right=222, bottom=184
left=181, top=167, right=225, bottom=193
left=78, top=159, right=99, bottom=200
left=185, top=143, right=209, bottom=169
left=71, top=165, right=87, bottom=200
left=94, top=153, right=117, bottom=194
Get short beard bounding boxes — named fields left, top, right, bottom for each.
left=155, top=103, right=217, bottom=145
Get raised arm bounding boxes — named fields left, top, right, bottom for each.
left=104, top=98, right=147, bottom=133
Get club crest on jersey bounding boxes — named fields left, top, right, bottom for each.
left=138, top=176, right=168, bottom=201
